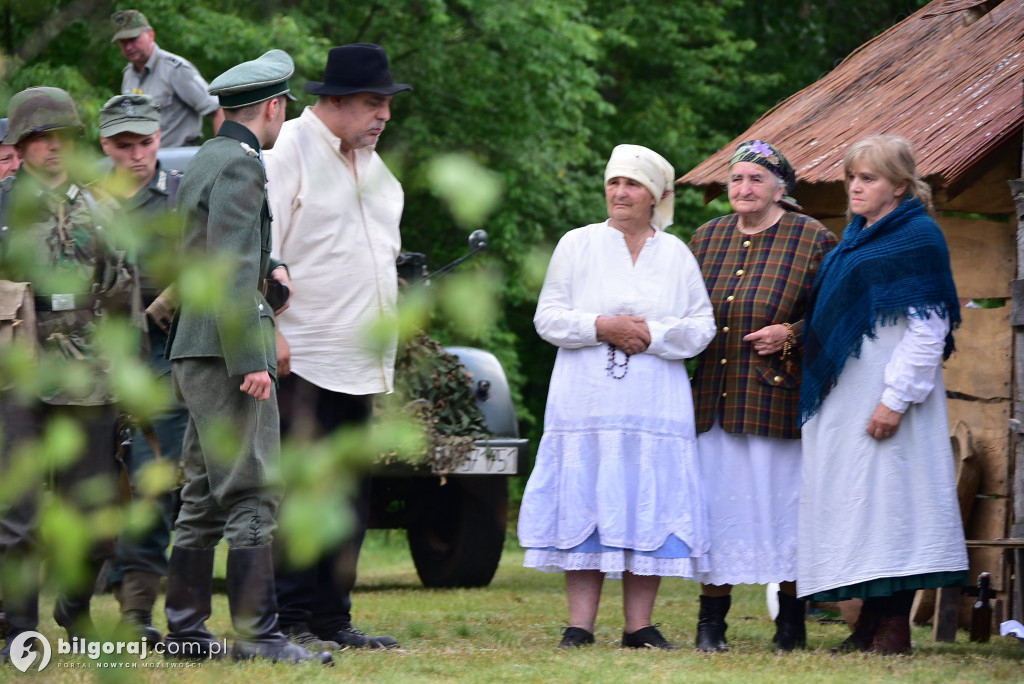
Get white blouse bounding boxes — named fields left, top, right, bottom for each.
left=880, top=310, right=951, bottom=413
left=265, top=108, right=403, bottom=395
left=534, top=221, right=715, bottom=360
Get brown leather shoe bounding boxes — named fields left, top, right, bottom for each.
left=831, top=607, right=881, bottom=654
left=868, top=614, right=912, bottom=655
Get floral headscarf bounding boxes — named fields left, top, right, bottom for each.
left=729, top=139, right=801, bottom=211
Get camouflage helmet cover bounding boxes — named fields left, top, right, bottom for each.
left=4, top=86, right=84, bottom=146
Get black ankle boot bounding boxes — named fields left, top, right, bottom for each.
left=695, top=594, right=731, bottom=652
left=0, top=576, right=39, bottom=662
left=226, top=546, right=332, bottom=665
left=164, top=546, right=225, bottom=659
left=831, top=602, right=882, bottom=653
left=772, top=591, right=806, bottom=651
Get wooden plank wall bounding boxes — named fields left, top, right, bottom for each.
left=941, top=215, right=1014, bottom=625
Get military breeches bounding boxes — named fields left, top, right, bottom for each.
left=171, top=358, right=281, bottom=549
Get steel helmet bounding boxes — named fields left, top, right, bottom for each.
left=3, top=87, right=84, bottom=146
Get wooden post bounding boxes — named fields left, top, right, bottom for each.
left=934, top=587, right=960, bottom=642
left=1009, top=78, right=1024, bottom=620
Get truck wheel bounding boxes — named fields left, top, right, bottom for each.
left=408, top=478, right=508, bottom=588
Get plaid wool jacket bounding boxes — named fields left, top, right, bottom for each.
left=689, top=211, right=837, bottom=439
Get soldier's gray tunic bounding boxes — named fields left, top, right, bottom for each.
left=167, top=120, right=284, bottom=548
left=121, top=44, right=220, bottom=148
left=109, top=162, right=187, bottom=580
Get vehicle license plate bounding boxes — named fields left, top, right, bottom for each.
left=432, top=445, right=518, bottom=475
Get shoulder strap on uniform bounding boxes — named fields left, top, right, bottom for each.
left=166, top=170, right=182, bottom=210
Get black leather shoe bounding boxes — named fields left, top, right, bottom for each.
left=321, top=625, right=398, bottom=650
left=622, top=625, right=676, bottom=650
left=283, top=624, right=340, bottom=651
left=558, top=626, right=595, bottom=648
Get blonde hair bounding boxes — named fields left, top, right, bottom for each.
left=842, top=135, right=933, bottom=220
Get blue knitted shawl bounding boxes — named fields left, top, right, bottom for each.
left=799, top=197, right=960, bottom=422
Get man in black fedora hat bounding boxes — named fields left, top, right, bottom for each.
left=264, top=42, right=411, bottom=651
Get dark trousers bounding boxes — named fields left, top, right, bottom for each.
left=0, top=397, right=120, bottom=633
left=109, top=327, right=188, bottom=584
left=274, top=372, right=372, bottom=632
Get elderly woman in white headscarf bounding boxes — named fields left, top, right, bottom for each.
left=518, top=144, right=716, bottom=650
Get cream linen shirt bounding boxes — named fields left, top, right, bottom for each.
left=265, top=107, right=403, bottom=394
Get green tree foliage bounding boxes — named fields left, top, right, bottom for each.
left=0, top=0, right=929, bottom=486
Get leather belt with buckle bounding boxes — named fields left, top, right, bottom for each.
left=35, top=293, right=98, bottom=312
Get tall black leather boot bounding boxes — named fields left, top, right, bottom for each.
left=164, top=546, right=225, bottom=659
left=772, top=591, right=807, bottom=651
left=54, top=558, right=105, bottom=639
left=695, top=594, right=731, bottom=652
left=226, top=546, right=332, bottom=665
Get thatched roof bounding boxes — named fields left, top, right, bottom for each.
left=678, top=0, right=1024, bottom=216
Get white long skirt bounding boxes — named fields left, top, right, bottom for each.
left=518, top=344, right=709, bottom=578
left=693, top=424, right=801, bottom=586
left=798, top=323, right=968, bottom=597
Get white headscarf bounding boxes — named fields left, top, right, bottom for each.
left=604, top=144, right=676, bottom=230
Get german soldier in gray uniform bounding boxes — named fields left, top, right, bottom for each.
left=112, top=9, right=224, bottom=147
left=163, top=50, right=330, bottom=665
left=0, top=87, right=136, bottom=658
left=99, top=94, right=187, bottom=644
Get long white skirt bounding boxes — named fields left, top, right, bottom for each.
left=518, top=344, right=709, bottom=578
left=693, top=424, right=801, bottom=586
left=798, top=323, right=968, bottom=597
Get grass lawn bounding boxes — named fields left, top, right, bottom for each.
left=14, top=529, right=1023, bottom=683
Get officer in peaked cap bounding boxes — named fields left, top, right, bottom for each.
left=162, top=50, right=330, bottom=666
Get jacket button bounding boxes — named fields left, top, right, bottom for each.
left=736, top=269, right=744, bottom=276
left=726, top=295, right=735, bottom=302
left=743, top=240, right=751, bottom=247
left=720, top=358, right=727, bottom=365
left=722, top=326, right=730, bottom=333
left=773, top=375, right=782, bottom=383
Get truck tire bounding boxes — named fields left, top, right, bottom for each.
left=407, top=477, right=508, bottom=588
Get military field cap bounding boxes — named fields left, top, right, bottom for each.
left=305, top=43, right=412, bottom=96
left=99, top=94, right=160, bottom=137
left=111, top=9, right=152, bottom=42
left=730, top=139, right=801, bottom=211
left=209, top=49, right=297, bottom=109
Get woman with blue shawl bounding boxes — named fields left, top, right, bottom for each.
left=797, top=135, right=968, bottom=655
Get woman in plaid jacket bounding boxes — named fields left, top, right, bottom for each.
left=688, top=140, right=836, bottom=652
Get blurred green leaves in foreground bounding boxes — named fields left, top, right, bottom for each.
left=0, top=141, right=504, bottom=586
